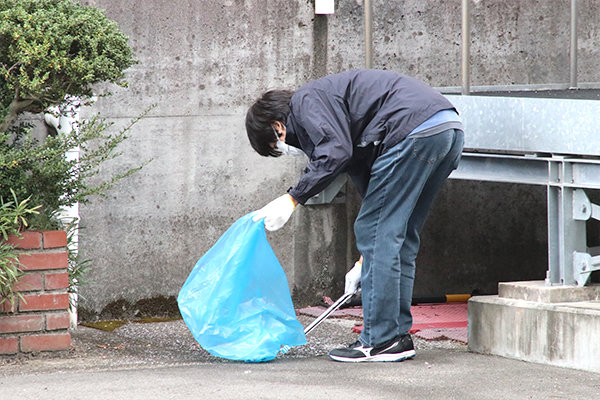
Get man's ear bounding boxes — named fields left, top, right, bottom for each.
left=272, top=121, right=287, bottom=141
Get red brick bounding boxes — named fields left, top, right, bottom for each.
left=0, top=336, right=19, bottom=354
left=0, top=300, right=17, bottom=314
left=14, top=272, right=43, bottom=292
left=45, top=272, right=69, bottom=290
left=19, top=293, right=69, bottom=312
left=19, top=251, right=68, bottom=271
left=42, top=231, right=67, bottom=249
left=4, top=232, right=41, bottom=250
left=46, top=312, right=71, bottom=330
left=20, top=332, right=71, bottom=352
left=0, top=314, right=44, bottom=333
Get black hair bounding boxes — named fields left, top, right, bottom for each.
left=245, top=90, right=294, bottom=157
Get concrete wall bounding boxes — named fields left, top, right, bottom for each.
left=75, top=0, right=600, bottom=317
left=77, top=0, right=323, bottom=316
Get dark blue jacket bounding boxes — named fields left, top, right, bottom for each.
left=285, top=69, right=456, bottom=204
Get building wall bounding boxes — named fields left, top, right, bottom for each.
left=76, top=0, right=600, bottom=316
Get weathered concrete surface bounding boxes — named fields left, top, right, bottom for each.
left=73, top=0, right=600, bottom=315
left=76, top=114, right=305, bottom=313
left=4, top=353, right=600, bottom=400
left=469, top=281, right=600, bottom=373
left=76, top=0, right=324, bottom=315
left=499, top=281, right=600, bottom=303
left=2, top=318, right=600, bottom=400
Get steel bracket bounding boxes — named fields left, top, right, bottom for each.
left=305, top=174, right=347, bottom=205
left=573, top=252, right=600, bottom=287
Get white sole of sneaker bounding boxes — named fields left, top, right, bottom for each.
left=329, top=349, right=416, bottom=363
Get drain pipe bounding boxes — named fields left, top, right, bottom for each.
left=364, top=0, right=373, bottom=68
left=570, top=0, right=578, bottom=88
left=44, top=96, right=81, bottom=329
left=461, top=0, right=471, bottom=95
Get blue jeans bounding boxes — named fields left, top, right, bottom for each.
left=354, top=128, right=464, bottom=347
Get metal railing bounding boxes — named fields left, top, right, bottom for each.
left=363, top=0, right=600, bottom=94
left=447, top=94, right=600, bottom=287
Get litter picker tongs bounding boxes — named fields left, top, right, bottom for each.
left=303, top=291, right=354, bottom=335
left=279, top=291, right=355, bottom=355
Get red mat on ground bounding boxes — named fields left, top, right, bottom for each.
left=297, top=301, right=468, bottom=344
left=410, top=303, right=468, bottom=331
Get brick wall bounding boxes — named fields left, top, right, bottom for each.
left=0, top=231, right=71, bottom=354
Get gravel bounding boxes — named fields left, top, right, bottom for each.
left=0, top=316, right=466, bottom=375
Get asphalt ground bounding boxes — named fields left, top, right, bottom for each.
left=1, top=316, right=600, bottom=399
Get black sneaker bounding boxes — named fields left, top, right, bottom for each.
left=328, top=334, right=416, bottom=363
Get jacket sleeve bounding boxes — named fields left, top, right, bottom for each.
left=287, top=90, right=353, bottom=205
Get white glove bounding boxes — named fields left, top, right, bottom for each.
left=252, top=194, right=296, bottom=231
left=344, top=260, right=362, bottom=295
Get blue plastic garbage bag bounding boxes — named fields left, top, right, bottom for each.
left=177, top=212, right=306, bottom=362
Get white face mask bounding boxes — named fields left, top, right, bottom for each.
left=273, top=127, right=304, bottom=157
left=276, top=140, right=305, bottom=157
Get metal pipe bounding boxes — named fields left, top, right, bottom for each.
left=437, top=80, right=600, bottom=94
left=570, top=0, right=578, bottom=88
left=364, top=0, right=373, bottom=68
left=304, top=292, right=354, bottom=335
left=461, top=0, right=471, bottom=95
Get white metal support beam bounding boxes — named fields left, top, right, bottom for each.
left=451, top=153, right=600, bottom=287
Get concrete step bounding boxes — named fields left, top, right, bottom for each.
left=469, top=280, right=600, bottom=373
